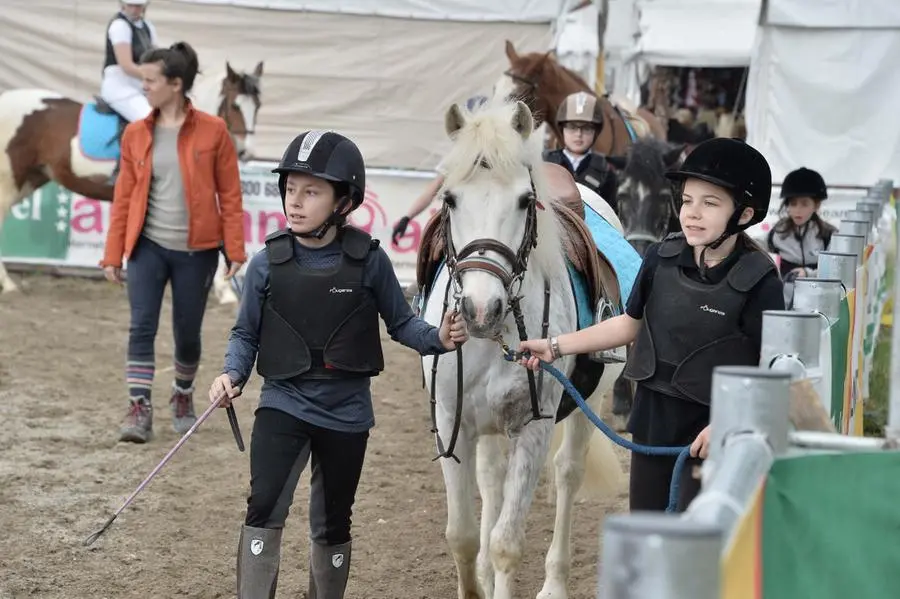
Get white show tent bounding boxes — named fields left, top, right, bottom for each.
left=745, top=0, right=900, bottom=186
left=0, top=0, right=562, bottom=169
left=604, top=0, right=762, bottom=105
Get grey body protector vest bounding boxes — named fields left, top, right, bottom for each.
left=104, top=13, right=153, bottom=72
left=623, top=234, right=774, bottom=405
left=255, top=227, right=385, bottom=381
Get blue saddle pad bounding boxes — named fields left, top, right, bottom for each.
left=582, top=201, right=642, bottom=308
left=78, top=103, right=121, bottom=161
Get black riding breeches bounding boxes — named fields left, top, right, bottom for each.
left=244, top=408, right=369, bottom=545
left=629, top=444, right=703, bottom=513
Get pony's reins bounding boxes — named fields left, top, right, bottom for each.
left=497, top=341, right=693, bottom=513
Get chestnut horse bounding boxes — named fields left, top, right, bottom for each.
left=0, top=61, right=263, bottom=295
left=502, top=40, right=667, bottom=156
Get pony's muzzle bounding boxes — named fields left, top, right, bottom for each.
left=460, top=295, right=504, bottom=337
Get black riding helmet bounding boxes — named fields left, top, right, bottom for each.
left=666, top=137, right=772, bottom=249
left=781, top=167, right=827, bottom=201
left=272, top=130, right=366, bottom=238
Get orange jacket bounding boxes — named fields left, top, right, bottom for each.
left=101, top=102, right=247, bottom=268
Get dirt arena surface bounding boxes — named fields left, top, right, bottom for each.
left=0, top=273, right=630, bottom=599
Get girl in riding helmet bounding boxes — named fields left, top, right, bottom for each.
left=767, top=167, right=835, bottom=281
left=542, top=91, right=619, bottom=210
left=517, top=137, right=785, bottom=512
left=208, top=130, right=468, bottom=599
left=391, top=95, right=488, bottom=243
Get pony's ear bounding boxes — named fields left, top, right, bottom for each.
left=663, top=144, right=685, bottom=166
left=226, top=62, right=239, bottom=81
left=445, top=103, right=466, bottom=138
left=505, top=39, right=519, bottom=63
left=511, top=100, right=533, bottom=140
left=253, top=61, right=264, bottom=78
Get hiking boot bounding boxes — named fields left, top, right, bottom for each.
left=237, top=525, right=282, bottom=599
left=119, top=397, right=153, bottom=443
left=169, top=386, right=197, bottom=434
left=308, top=540, right=351, bottom=599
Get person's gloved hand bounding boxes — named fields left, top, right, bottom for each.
left=391, top=216, right=411, bottom=244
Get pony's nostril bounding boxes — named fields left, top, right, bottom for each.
left=487, top=298, right=503, bottom=322
left=460, top=297, right=477, bottom=322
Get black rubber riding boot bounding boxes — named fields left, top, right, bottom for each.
left=237, top=525, right=282, bottom=599
left=307, top=541, right=351, bottom=599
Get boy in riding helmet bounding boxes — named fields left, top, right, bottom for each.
left=517, top=137, right=784, bottom=512
left=542, top=91, right=619, bottom=211
left=767, top=166, right=835, bottom=281
left=208, top=130, right=468, bottom=599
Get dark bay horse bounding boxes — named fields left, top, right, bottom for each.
left=502, top=40, right=668, bottom=156
left=0, top=61, right=263, bottom=294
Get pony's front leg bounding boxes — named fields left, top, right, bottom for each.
left=537, top=413, right=594, bottom=599
left=476, top=434, right=508, bottom=598
left=491, top=417, right=555, bottom=599
left=212, top=255, right=239, bottom=305
left=441, top=426, right=484, bottom=599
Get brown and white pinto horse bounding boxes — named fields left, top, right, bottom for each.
left=502, top=40, right=667, bottom=156
left=0, top=61, right=263, bottom=296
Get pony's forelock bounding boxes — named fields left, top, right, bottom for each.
left=439, top=95, right=563, bottom=275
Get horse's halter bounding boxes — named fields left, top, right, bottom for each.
left=440, top=164, right=540, bottom=306
left=429, top=162, right=552, bottom=464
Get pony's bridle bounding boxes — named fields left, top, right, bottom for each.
left=428, top=165, right=554, bottom=463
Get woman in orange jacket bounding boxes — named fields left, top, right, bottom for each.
left=100, top=41, right=246, bottom=444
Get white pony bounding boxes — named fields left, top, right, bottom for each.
left=421, top=94, right=624, bottom=598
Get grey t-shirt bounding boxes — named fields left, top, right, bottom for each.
left=143, top=125, right=189, bottom=251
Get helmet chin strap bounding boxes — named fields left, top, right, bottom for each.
left=294, top=197, right=351, bottom=240
left=697, top=208, right=745, bottom=280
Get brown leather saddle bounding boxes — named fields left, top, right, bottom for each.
left=416, top=202, right=622, bottom=313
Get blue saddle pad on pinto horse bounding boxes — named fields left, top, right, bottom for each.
left=78, top=103, right=122, bottom=161
left=420, top=201, right=642, bottom=334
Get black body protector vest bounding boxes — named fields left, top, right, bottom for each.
left=255, top=227, right=385, bottom=382
left=544, top=149, right=617, bottom=210
left=623, top=235, right=775, bottom=405
left=104, top=13, right=153, bottom=71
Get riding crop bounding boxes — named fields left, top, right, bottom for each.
left=83, top=389, right=242, bottom=547
left=499, top=345, right=693, bottom=513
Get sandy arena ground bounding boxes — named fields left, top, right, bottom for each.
left=0, top=273, right=630, bottom=599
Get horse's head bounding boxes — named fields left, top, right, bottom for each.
left=218, top=61, right=263, bottom=160
left=502, top=40, right=564, bottom=125
left=439, top=96, right=553, bottom=338
left=614, top=139, right=685, bottom=255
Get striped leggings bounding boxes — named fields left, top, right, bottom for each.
left=125, top=236, right=219, bottom=402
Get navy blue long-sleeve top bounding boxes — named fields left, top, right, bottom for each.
left=223, top=234, right=447, bottom=433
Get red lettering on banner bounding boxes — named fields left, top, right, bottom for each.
left=70, top=199, right=104, bottom=233
left=258, top=211, right=286, bottom=241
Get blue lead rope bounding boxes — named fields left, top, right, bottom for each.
left=500, top=349, right=693, bottom=513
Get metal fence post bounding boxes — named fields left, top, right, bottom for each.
left=686, top=367, right=792, bottom=549
left=818, top=251, right=858, bottom=290
left=791, top=278, right=843, bottom=324
left=598, top=513, right=723, bottom=599
left=828, top=234, right=866, bottom=264
left=759, top=310, right=822, bottom=379
left=838, top=219, right=870, bottom=240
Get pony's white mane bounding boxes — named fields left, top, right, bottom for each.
left=439, top=95, right=564, bottom=275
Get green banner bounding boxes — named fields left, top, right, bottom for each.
left=760, top=452, right=900, bottom=599
left=829, top=297, right=851, bottom=429
left=0, top=186, right=72, bottom=260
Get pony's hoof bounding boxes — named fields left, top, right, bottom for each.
left=0, top=283, right=20, bottom=294
left=536, top=581, right=567, bottom=599
left=216, top=293, right=238, bottom=305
